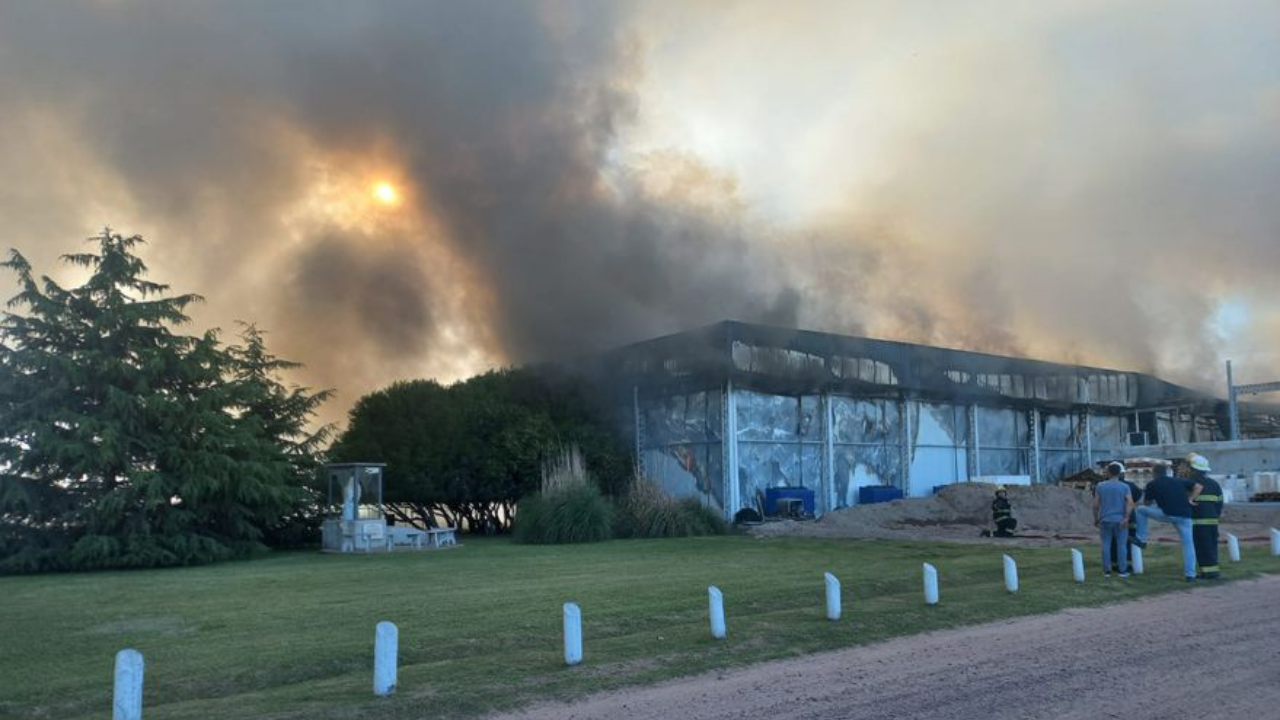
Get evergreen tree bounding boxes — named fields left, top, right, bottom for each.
left=0, top=230, right=327, bottom=572
left=226, top=323, right=333, bottom=546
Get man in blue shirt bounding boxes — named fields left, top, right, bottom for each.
left=1134, top=461, right=1203, bottom=581
left=1094, top=462, right=1135, bottom=577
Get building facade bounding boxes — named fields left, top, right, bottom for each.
left=586, top=321, right=1276, bottom=519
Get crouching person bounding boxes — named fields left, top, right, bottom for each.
left=992, top=486, right=1017, bottom=537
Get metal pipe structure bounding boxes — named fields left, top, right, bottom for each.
left=1227, top=360, right=1280, bottom=441
left=724, top=380, right=740, bottom=517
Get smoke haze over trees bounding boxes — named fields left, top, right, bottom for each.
left=1, top=1, right=1277, bottom=423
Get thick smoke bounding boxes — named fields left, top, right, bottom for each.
left=1, top=0, right=1278, bottom=423
left=0, top=0, right=803, bottom=419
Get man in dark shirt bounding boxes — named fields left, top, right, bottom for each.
left=1135, top=461, right=1203, bottom=581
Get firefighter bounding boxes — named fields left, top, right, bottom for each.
left=992, top=486, right=1017, bottom=537
left=1188, top=453, right=1223, bottom=580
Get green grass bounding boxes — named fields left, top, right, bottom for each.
left=1, top=536, right=1276, bottom=720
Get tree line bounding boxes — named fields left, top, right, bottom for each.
left=0, top=231, right=630, bottom=574
left=329, top=368, right=631, bottom=534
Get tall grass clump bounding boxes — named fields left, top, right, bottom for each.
left=512, top=446, right=613, bottom=544
left=614, top=473, right=728, bottom=538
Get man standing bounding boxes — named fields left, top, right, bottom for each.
left=1188, top=453, right=1223, bottom=580
left=1111, top=467, right=1144, bottom=571
left=1134, top=461, right=1203, bottom=581
left=1095, top=463, right=1135, bottom=577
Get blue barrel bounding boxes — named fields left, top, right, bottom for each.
left=764, top=487, right=815, bottom=516
left=858, top=485, right=904, bottom=504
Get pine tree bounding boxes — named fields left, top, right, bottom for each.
left=225, top=323, right=333, bottom=546
left=0, top=230, right=327, bottom=572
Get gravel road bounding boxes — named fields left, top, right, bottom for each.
left=491, top=575, right=1280, bottom=720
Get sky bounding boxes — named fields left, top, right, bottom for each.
left=1, top=0, right=1277, bottom=425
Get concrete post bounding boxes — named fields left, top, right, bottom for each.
left=923, top=563, right=939, bottom=605
left=1071, top=548, right=1085, bottom=583
left=1131, top=545, right=1144, bottom=574
left=708, top=586, right=726, bottom=639
left=1227, top=534, right=1241, bottom=562
left=1271, top=528, right=1280, bottom=557
left=1003, top=555, right=1018, bottom=593
left=563, top=602, right=583, bottom=666
left=374, top=621, right=398, bottom=696
left=824, top=572, right=841, bottom=621
left=113, top=649, right=144, bottom=720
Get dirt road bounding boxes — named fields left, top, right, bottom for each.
left=491, top=576, right=1280, bottom=720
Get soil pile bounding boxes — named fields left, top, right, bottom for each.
left=748, top=482, right=1280, bottom=545
left=750, top=483, right=1094, bottom=544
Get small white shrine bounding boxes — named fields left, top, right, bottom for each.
left=320, top=463, right=457, bottom=553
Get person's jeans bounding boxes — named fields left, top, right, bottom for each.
left=1135, top=506, right=1197, bottom=578
left=1099, top=521, right=1128, bottom=574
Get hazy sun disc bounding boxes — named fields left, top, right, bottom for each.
left=373, top=182, right=399, bottom=205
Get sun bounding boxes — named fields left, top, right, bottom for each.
left=373, top=182, right=399, bottom=205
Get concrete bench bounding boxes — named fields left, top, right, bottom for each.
left=427, top=527, right=458, bottom=548
left=386, top=526, right=427, bottom=549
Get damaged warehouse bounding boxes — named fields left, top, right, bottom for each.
left=584, top=321, right=1280, bottom=520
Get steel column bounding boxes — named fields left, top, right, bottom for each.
left=824, top=393, right=836, bottom=513
left=1228, top=360, right=1240, bottom=441
left=633, top=386, right=645, bottom=477
left=724, top=379, right=740, bottom=519
left=1031, top=408, right=1042, bottom=484
left=968, top=404, right=980, bottom=479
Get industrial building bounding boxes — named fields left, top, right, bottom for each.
left=588, top=321, right=1280, bottom=519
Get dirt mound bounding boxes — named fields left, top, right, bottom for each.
left=747, top=483, right=1280, bottom=545
left=750, top=483, right=1096, bottom=544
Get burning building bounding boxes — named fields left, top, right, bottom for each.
left=587, top=321, right=1280, bottom=519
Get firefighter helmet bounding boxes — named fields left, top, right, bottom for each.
left=1187, top=453, right=1211, bottom=472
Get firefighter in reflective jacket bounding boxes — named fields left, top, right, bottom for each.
left=992, top=486, right=1017, bottom=537
left=1188, top=453, right=1222, bottom=580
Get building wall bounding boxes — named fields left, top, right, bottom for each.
left=1137, top=438, right=1280, bottom=478
left=635, top=383, right=1140, bottom=519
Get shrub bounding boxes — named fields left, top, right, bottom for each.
left=614, top=475, right=728, bottom=539
left=512, top=446, right=613, bottom=544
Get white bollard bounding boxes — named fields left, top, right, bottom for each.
left=1003, top=554, right=1019, bottom=593
left=1071, top=549, right=1085, bottom=583
left=824, top=572, right=841, bottom=621
left=1131, top=544, right=1144, bottom=575
left=563, top=602, right=583, bottom=666
left=708, top=586, right=726, bottom=639
left=113, top=649, right=144, bottom=720
left=923, top=563, right=939, bottom=605
left=374, top=621, right=398, bottom=697
left=1272, top=528, right=1280, bottom=557
left=1227, top=534, right=1241, bottom=563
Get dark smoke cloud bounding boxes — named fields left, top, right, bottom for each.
left=0, top=0, right=800, bottom=418
left=1, top=0, right=1277, bottom=421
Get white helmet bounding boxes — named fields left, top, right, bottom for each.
left=1187, top=453, right=1211, bottom=472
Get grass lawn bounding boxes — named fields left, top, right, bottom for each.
left=2, top=535, right=1276, bottom=720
